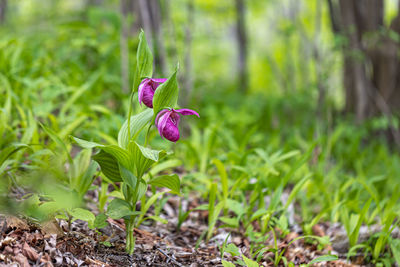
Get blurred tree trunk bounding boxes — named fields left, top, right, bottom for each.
left=0, top=0, right=7, bottom=24
left=181, top=0, right=194, bottom=107
left=137, top=0, right=167, bottom=76
left=328, top=0, right=400, bottom=123
left=235, top=0, right=248, bottom=92
left=88, top=0, right=103, bottom=6
left=120, top=0, right=130, bottom=94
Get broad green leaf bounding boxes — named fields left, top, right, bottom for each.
left=93, top=150, right=122, bottom=182
left=148, top=174, right=180, bottom=194
left=106, top=198, right=140, bottom=219
left=133, top=30, right=153, bottom=92
left=69, top=208, right=95, bottom=223
left=242, top=255, right=259, bottom=267
left=118, top=109, right=153, bottom=149
left=128, top=141, right=166, bottom=177
left=226, top=199, right=245, bottom=217
left=152, top=70, right=178, bottom=119
left=72, top=137, right=132, bottom=170
left=75, top=161, right=97, bottom=197
left=219, top=216, right=239, bottom=227
left=306, top=255, right=338, bottom=266
left=221, top=260, right=236, bottom=267
left=149, top=159, right=182, bottom=176
left=119, top=165, right=137, bottom=190
left=94, top=213, right=108, bottom=229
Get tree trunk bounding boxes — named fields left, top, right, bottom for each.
left=328, top=0, right=400, bottom=119
left=235, top=0, right=248, bottom=92
left=0, top=0, right=7, bottom=24
left=148, top=0, right=167, bottom=76
left=328, top=0, right=400, bottom=144
left=120, top=0, right=130, bottom=94
left=181, top=0, right=194, bottom=107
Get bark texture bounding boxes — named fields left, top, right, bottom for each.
left=235, top=0, right=248, bottom=92
left=0, top=0, right=7, bottom=24
left=328, top=0, right=400, bottom=123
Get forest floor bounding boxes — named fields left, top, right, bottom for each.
left=0, top=190, right=377, bottom=267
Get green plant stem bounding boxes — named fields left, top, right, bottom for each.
left=144, top=124, right=152, bottom=147
left=127, top=92, right=136, bottom=143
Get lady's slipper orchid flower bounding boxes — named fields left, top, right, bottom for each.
left=138, top=78, right=167, bottom=108
left=155, top=108, right=200, bottom=142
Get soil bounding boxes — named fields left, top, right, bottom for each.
left=0, top=193, right=379, bottom=266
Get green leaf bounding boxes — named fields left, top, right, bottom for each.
left=128, top=141, right=166, bottom=177
left=226, top=199, right=245, bottom=217
left=93, top=150, right=122, bottom=182
left=225, top=243, right=240, bottom=257
left=242, top=255, right=259, bottom=267
left=72, top=137, right=132, bottom=170
left=106, top=198, right=140, bottom=219
left=118, top=109, right=153, bottom=149
left=306, top=255, right=338, bottom=266
left=135, top=30, right=153, bottom=90
left=69, top=208, right=95, bottom=225
left=222, top=260, right=236, bottom=267
left=137, top=192, right=165, bottom=226
left=0, top=143, right=30, bottom=167
left=40, top=123, right=72, bottom=163
left=212, top=159, right=228, bottom=201
left=148, top=174, right=180, bottom=194
left=152, top=70, right=179, bottom=119
left=119, top=165, right=138, bottom=190
left=390, top=239, right=400, bottom=265
left=219, top=216, right=239, bottom=228
left=94, top=213, right=108, bottom=229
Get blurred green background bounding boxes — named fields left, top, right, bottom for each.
left=1, top=0, right=400, bottom=263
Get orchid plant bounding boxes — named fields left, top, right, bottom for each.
left=72, top=30, right=199, bottom=254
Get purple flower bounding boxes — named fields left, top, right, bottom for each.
left=138, top=78, right=167, bottom=108
left=155, top=108, right=200, bottom=142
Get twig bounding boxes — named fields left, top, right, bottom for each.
left=156, top=247, right=184, bottom=267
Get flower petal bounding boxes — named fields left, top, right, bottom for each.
left=138, top=78, right=150, bottom=105
left=155, top=109, right=169, bottom=126
left=156, top=110, right=172, bottom=138
left=174, top=108, right=200, bottom=117
left=162, top=118, right=180, bottom=142
left=169, top=111, right=180, bottom=126
left=151, top=78, right=167, bottom=84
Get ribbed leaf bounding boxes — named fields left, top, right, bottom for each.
left=148, top=174, right=180, bottom=194
left=152, top=70, right=178, bottom=119
left=128, top=141, right=166, bottom=177
left=93, top=150, right=122, bottom=182
left=118, top=109, right=153, bottom=149
left=119, top=164, right=137, bottom=190
left=106, top=198, right=140, bottom=219
left=133, top=30, right=153, bottom=93
left=72, top=137, right=132, bottom=170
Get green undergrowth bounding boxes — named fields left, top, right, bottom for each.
left=1, top=4, right=400, bottom=266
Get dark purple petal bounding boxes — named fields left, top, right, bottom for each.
left=169, top=112, right=181, bottom=126
left=155, top=109, right=169, bottom=126
left=174, top=108, right=200, bottom=117
left=151, top=78, right=167, bottom=84
left=156, top=110, right=172, bottom=138
left=162, top=118, right=180, bottom=142
left=138, top=78, right=151, bottom=105
left=142, top=89, right=155, bottom=108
